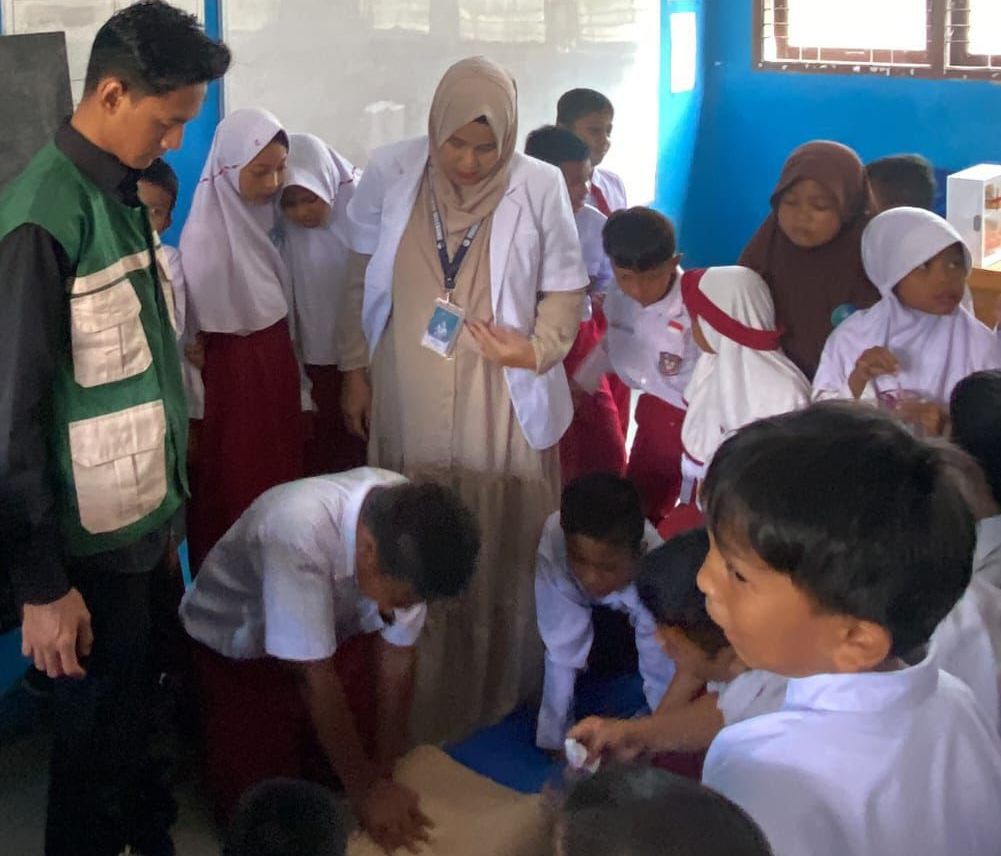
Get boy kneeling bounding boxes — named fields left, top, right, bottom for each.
left=180, top=468, right=479, bottom=852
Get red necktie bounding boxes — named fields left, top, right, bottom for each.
left=590, top=182, right=612, bottom=217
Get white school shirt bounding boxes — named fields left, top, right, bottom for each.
left=162, top=245, right=205, bottom=420
left=575, top=204, right=613, bottom=323
left=703, top=658, right=1001, bottom=856
left=927, top=515, right=1001, bottom=734
left=574, top=274, right=699, bottom=410
left=588, top=166, right=628, bottom=214
left=706, top=670, right=788, bottom=726
left=179, top=468, right=427, bottom=662
left=345, top=137, right=588, bottom=451
left=534, top=511, right=675, bottom=749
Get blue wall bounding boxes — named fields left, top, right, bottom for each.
left=655, top=0, right=704, bottom=230
left=673, top=3, right=1001, bottom=267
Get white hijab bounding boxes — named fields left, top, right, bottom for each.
left=280, top=133, right=358, bottom=366
left=180, top=108, right=291, bottom=335
left=681, top=266, right=812, bottom=465
left=813, top=207, right=1001, bottom=405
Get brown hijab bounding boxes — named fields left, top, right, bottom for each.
left=739, top=140, right=879, bottom=379
left=427, top=56, right=518, bottom=240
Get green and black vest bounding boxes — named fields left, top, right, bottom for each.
left=0, top=142, right=188, bottom=556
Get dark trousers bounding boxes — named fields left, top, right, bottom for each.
left=45, top=550, right=182, bottom=856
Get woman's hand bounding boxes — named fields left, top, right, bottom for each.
left=341, top=368, right=372, bottom=441
left=184, top=333, right=206, bottom=370
left=467, top=321, right=536, bottom=370
left=568, top=716, right=648, bottom=765
left=848, top=346, right=898, bottom=399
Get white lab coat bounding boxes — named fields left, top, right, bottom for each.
left=345, top=137, right=588, bottom=450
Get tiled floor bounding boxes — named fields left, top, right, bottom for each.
left=0, top=728, right=221, bottom=856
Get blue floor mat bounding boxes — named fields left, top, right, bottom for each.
left=445, top=671, right=646, bottom=794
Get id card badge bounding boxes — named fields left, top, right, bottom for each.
left=421, top=298, right=465, bottom=358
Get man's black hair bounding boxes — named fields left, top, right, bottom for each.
left=224, top=778, right=346, bottom=856
left=562, top=766, right=774, bottom=856
left=560, top=473, right=646, bottom=554
left=141, top=158, right=179, bottom=208
left=603, top=207, right=677, bottom=272
left=636, top=530, right=728, bottom=656
left=525, top=125, right=590, bottom=167
left=951, top=370, right=1001, bottom=507
left=360, top=482, right=479, bottom=601
left=866, top=154, right=936, bottom=211
left=702, top=402, right=974, bottom=657
left=84, top=0, right=231, bottom=97
left=557, top=88, right=614, bottom=126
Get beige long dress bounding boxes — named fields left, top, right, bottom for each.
left=363, top=177, right=580, bottom=742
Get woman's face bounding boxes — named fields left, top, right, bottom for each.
left=239, top=140, right=288, bottom=205
left=437, top=120, right=500, bottom=187
left=777, top=178, right=843, bottom=249
left=280, top=185, right=331, bottom=229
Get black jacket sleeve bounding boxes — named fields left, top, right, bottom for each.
left=0, top=224, right=71, bottom=606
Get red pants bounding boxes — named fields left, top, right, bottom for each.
left=187, top=320, right=304, bottom=571
left=627, top=395, right=685, bottom=525
left=192, top=634, right=377, bottom=819
left=560, top=318, right=627, bottom=485
left=304, top=365, right=367, bottom=476
left=593, top=305, right=632, bottom=437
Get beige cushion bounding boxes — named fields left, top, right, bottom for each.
left=348, top=746, right=553, bottom=856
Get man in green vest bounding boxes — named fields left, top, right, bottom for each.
left=0, top=4, right=229, bottom=854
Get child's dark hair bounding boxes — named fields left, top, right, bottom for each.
left=702, top=402, right=974, bottom=657
left=525, top=125, right=590, bottom=167
left=557, top=88, right=614, bottom=125
left=224, top=778, right=346, bottom=856
left=866, top=154, right=936, bottom=211
left=84, top=0, right=231, bottom=97
left=951, top=370, right=1001, bottom=507
left=142, top=158, right=179, bottom=209
left=360, top=482, right=480, bottom=601
left=560, top=473, right=646, bottom=555
left=561, top=766, right=773, bottom=856
left=636, top=530, right=728, bottom=656
left=603, top=207, right=677, bottom=272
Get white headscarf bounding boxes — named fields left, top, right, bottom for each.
left=180, top=108, right=291, bottom=335
left=681, top=266, right=812, bottom=465
left=813, top=207, right=1001, bottom=406
left=280, top=133, right=358, bottom=365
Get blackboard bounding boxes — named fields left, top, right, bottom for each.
left=0, top=31, right=72, bottom=194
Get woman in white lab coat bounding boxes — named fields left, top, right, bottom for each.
left=338, top=56, right=587, bottom=741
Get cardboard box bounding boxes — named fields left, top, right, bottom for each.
left=947, top=164, right=1001, bottom=269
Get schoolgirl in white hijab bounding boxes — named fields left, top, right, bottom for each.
left=680, top=266, right=811, bottom=477
left=181, top=107, right=292, bottom=334
left=279, top=132, right=358, bottom=366
left=813, top=207, right=1001, bottom=409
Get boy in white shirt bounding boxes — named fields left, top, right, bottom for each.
left=525, top=125, right=624, bottom=484
left=556, top=88, right=627, bottom=217
left=535, top=473, right=674, bottom=751
left=179, top=468, right=480, bottom=853
left=570, top=530, right=786, bottom=771
left=696, top=403, right=1001, bottom=856
left=575, top=208, right=700, bottom=524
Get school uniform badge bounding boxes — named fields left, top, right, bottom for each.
left=658, top=351, right=683, bottom=376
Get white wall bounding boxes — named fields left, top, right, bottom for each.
left=223, top=0, right=660, bottom=202
left=2, top=0, right=201, bottom=102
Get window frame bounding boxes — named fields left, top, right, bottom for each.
left=753, top=0, right=1000, bottom=80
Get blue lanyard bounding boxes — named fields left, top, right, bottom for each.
left=428, top=169, right=482, bottom=301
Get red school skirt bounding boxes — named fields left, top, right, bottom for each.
left=560, top=317, right=628, bottom=485
left=303, top=365, right=367, bottom=476
left=187, top=319, right=304, bottom=571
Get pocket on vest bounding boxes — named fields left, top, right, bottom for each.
left=70, top=280, right=153, bottom=388
left=68, top=401, right=168, bottom=534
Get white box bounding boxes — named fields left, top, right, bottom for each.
left=947, top=164, right=1001, bottom=269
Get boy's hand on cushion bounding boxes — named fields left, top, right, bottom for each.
left=358, top=778, right=433, bottom=854
left=849, top=346, right=899, bottom=398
